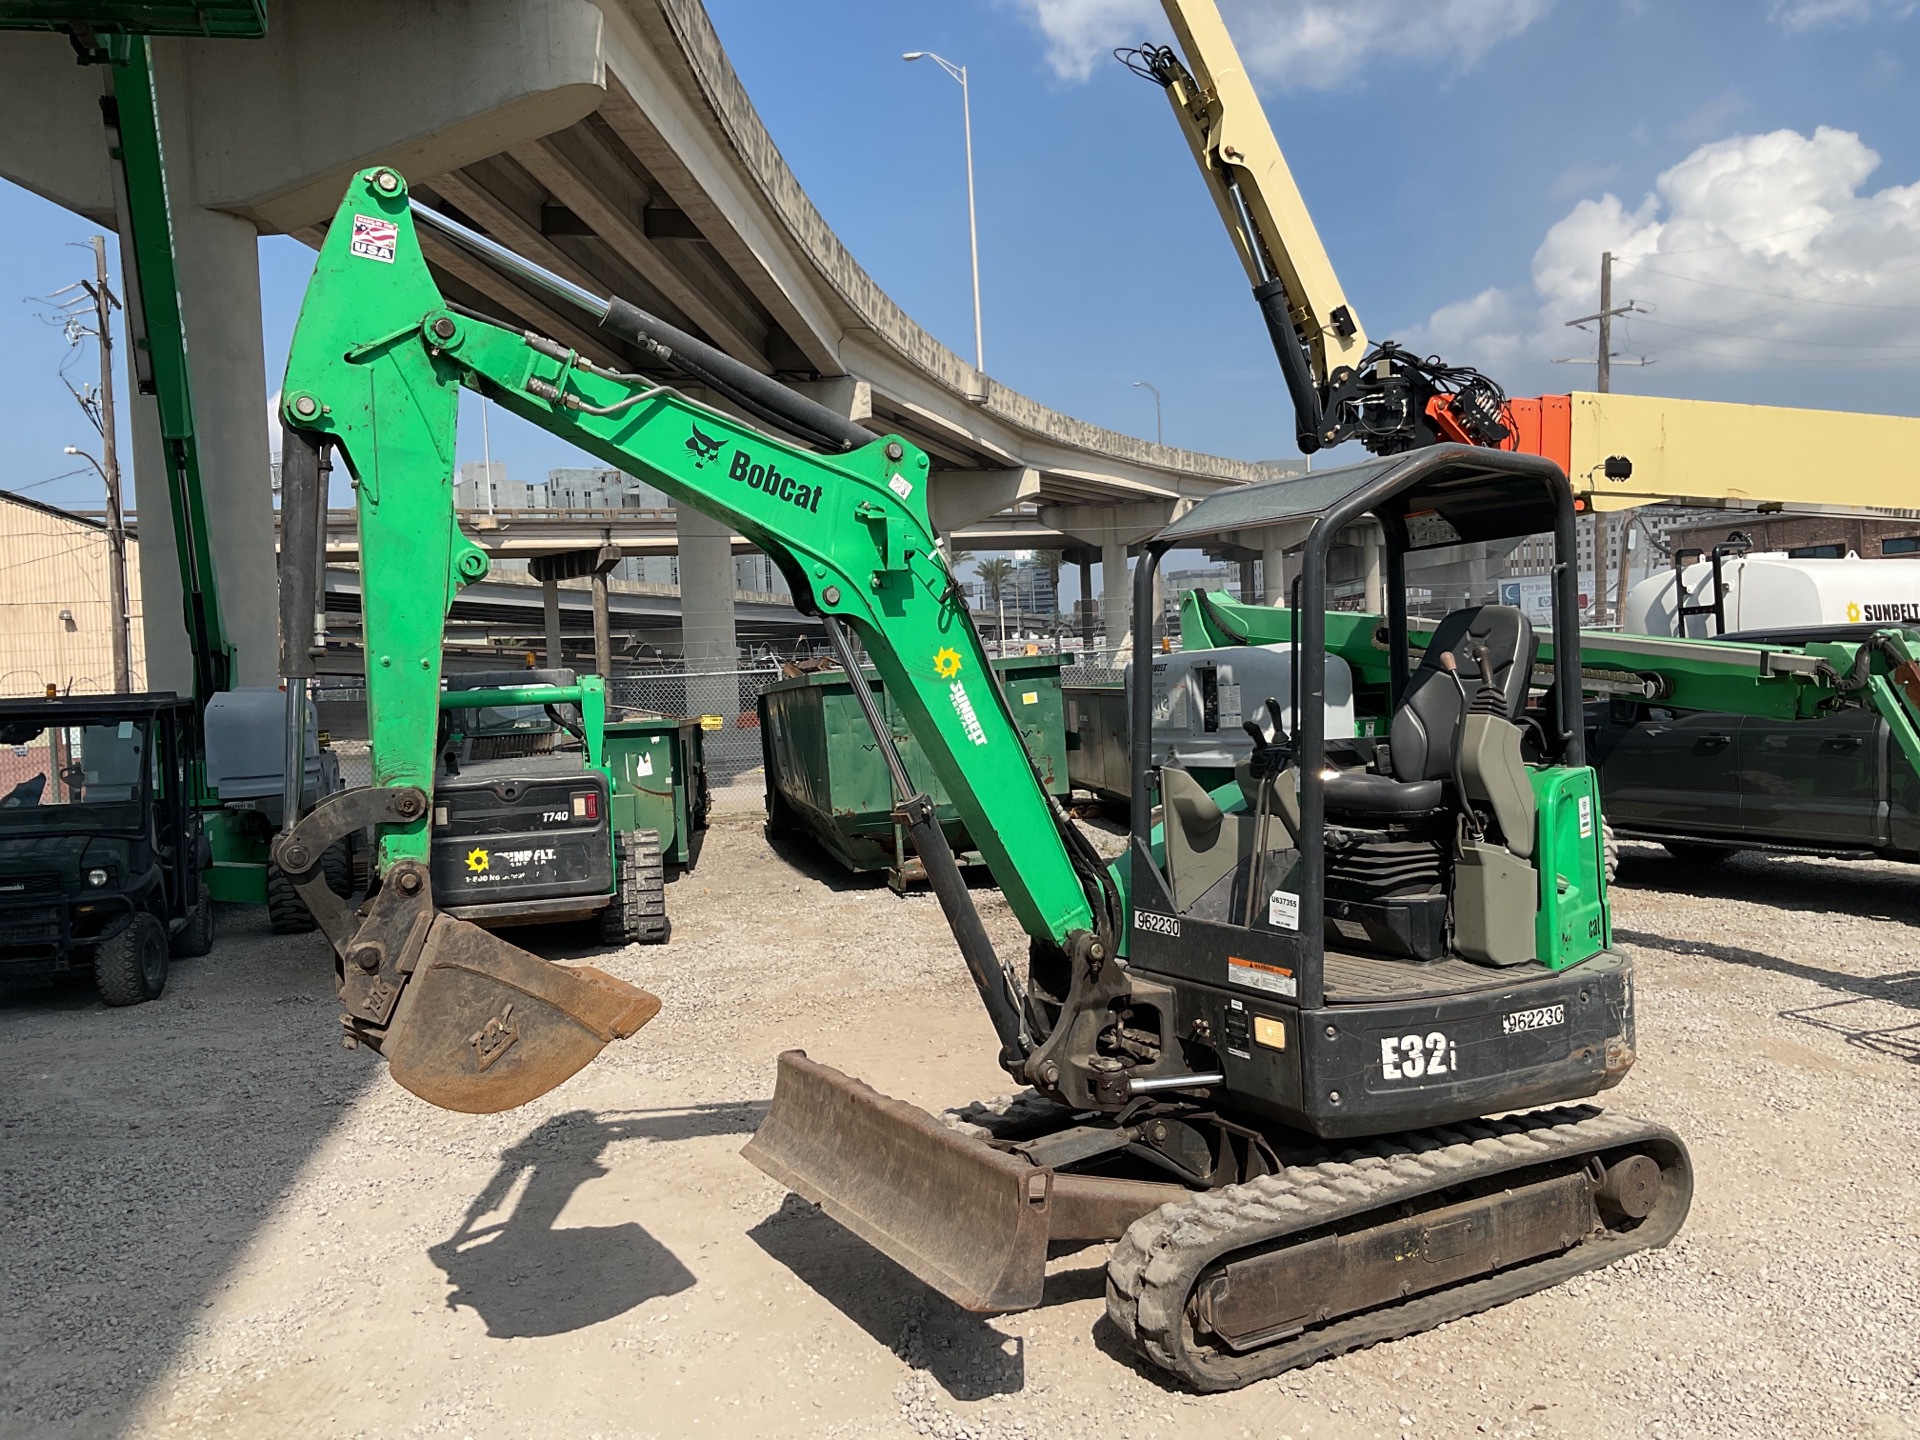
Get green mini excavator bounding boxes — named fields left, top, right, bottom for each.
left=274, top=168, right=1691, bottom=1390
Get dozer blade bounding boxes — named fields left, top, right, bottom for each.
left=742, top=1051, right=1055, bottom=1312
left=382, top=915, right=660, bottom=1113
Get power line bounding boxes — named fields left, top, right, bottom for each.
left=1613, top=258, right=1920, bottom=311
left=1648, top=217, right=1830, bottom=255
left=1628, top=313, right=1920, bottom=352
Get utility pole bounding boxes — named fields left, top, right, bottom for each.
left=88, top=236, right=131, bottom=692
left=1561, top=251, right=1644, bottom=627
left=1594, top=252, right=1612, bottom=625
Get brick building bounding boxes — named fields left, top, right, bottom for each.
left=1668, top=514, right=1920, bottom=561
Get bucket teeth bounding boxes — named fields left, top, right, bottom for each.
left=381, top=915, right=660, bottom=1113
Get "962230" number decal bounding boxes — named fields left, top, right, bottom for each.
left=1502, top=1003, right=1565, bottom=1035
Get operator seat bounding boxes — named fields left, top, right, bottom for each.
left=1325, top=605, right=1537, bottom=820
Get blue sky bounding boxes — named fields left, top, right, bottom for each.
left=2, top=0, right=1917, bottom=518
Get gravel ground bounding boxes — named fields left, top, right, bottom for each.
left=3, top=783, right=1917, bottom=1439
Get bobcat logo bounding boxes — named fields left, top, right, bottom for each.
left=686, top=422, right=725, bottom=468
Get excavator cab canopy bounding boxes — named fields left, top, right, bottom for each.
left=1127, top=444, right=1587, bottom=995
left=1155, top=443, right=1567, bottom=554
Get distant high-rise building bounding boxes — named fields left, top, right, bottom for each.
left=545, top=466, right=672, bottom=511
left=455, top=460, right=544, bottom=510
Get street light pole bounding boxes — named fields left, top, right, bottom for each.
left=905, top=50, right=984, bottom=374
left=1132, top=380, right=1162, bottom=445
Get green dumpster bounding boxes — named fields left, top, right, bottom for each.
left=604, top=715, right=709, bottom=871
left=759, top=654, right=1070, bottom=888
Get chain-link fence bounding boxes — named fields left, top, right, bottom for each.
left=609, top=665, right=784, bottom=784
left=1060, top=648, right=1128, bottom=688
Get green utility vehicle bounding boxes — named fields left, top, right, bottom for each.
left=269, top=169, right=1692, bottom=1388
left=0, top=693, right=212, bottom=1003
left=431, top=671, right=672, bottom=944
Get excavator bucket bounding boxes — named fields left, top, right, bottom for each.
left=381, top=915, right=660, bottom=1113
left=743, top=1050, right=1055, bottom=1312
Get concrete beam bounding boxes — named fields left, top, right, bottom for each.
left=787, top=377, right=873, bottom=425
left=510, top=129, right=772, bottom=368
left=527, top=545, right=620, bottom=582
left=1038, top=500, right=1179, bottom=550
left=0, top=1, right=610, bottom=232
left=929, top=468, right=1041, bottom=537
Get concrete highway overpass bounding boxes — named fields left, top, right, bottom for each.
left=1, top=1, right=1299, bottom=689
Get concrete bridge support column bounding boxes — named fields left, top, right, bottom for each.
left=678, top=506, right=738, bottom=722
left=1262, top=538, right=1291, bottom=608
left=1361, top=525, right=1385, bottom=613
left=1101, top=542, right=1130, bottom=652
left=1078, top=553, right=1095, bottom=652
left=125, top=53, right=279, bottom=692
left=1039, top=500, right=1178, bottom=655
left=543, top=578, right=562, bottom=665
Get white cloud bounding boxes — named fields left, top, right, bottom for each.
left=1010, top=0, right=1550, bottom=88
left=1401, top=127, right=1920, bottom=378
left=1768, top=0, right=1914, bottom=31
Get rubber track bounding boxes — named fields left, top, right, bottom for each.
left=1106, top=1106, right=1691, bottom=1392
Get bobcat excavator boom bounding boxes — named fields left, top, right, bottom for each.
left=279, top=169, right=1688, bottom=1388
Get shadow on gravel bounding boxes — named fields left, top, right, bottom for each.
left=748, top=1194, right=1027, bottom=1400
left=0, top=904, right=371, bottom=1440
left=432, top=1104, right=762, bottom=1339
left=1614, top=848, right=1920, bottom=927
left=1614, top=926, right=1920, bottom=1063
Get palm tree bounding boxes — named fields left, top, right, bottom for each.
left=974, top=556, right=1015, bottom=654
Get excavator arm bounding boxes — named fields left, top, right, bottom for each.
left=276, top=168, right=1117, bottom=1113
left=1123, top=0, right=1512, bottom=455
left=1131, top=0, right=1920, bottom=514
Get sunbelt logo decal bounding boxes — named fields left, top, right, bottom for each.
left=1849, top=601, right=1920, bottom=623
left=950, top=680, right=988, bottom=746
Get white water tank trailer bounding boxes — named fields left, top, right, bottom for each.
left=1625, top=552, right=1920, bottom=638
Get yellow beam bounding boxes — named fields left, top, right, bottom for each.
left=1565, top=391, right=1920, bottom=516
left=1157, top=0, right=1369, bottom=379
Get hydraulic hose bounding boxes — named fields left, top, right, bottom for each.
left=410, top=198, right=872, bottom=455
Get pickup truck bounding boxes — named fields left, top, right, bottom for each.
left=1587, top=623, right=1920, bottom=865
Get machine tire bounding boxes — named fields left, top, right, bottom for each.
left=321, top=840, right=355, bottom=901
left=1602, top=819, right=1620, bottom=886
left=171, top=885, right=216, bottom=958
left=266, top=860, right=317, bottom=934
left=600, top=829, right=669, bottom=946
left=94, top=913, right=169, bottom=1006
left=266, top=841, right=353, bottom=935
left=1663, top=840, right=1736, bottom=865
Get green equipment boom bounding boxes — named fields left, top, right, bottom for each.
left=1182, top=588, right=1920, bottom=778
left=277, top=169, right=1690, bottom=1390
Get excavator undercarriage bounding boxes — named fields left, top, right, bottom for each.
left=749, top=1052, right=1688, bottom=1390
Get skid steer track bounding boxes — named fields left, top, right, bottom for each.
left=1107, top=1107, right=1691, bottom=1392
